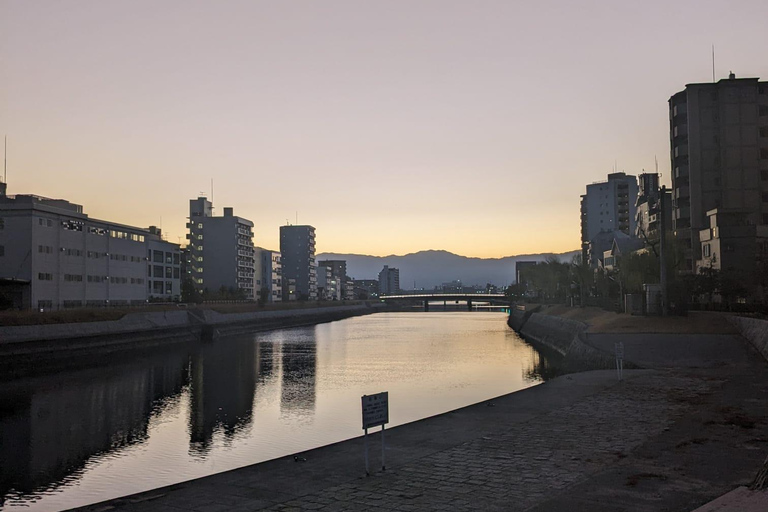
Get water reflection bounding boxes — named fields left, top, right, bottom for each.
left=0, top=351, right=188, bottom=505
left=188, top=341, right=256, bottom=454
left=280, top=339, right=317, bottom=418
left=0, top=312, right=561, bottom=511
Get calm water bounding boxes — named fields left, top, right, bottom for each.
left=0, top=312, right=559, bottom=511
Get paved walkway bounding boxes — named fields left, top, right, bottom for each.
left=75, top=333, right=768, bottom=512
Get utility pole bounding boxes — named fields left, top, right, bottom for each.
left=659, top=186, right=669, bottom=315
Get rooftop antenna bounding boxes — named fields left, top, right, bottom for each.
left=712, top=44, right=715, bottom=82
left=211, top=178, right=214, bottom=204
left=3, top=135, right=6, bottom=183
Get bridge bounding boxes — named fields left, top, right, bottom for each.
left=379, top=293, right=508, bottom=311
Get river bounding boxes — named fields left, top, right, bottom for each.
left=0, top=311, right=560, bottom=511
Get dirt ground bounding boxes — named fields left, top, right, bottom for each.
left=538, top=304, right=740, bottom=334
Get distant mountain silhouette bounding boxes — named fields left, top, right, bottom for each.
left=316, top=249, right=579, bottom=289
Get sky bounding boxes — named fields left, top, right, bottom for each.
left=2, top=1, right=768, bottom=258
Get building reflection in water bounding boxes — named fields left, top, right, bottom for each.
left=188, top=339, right=257, bottom=455
left=0, top=351, right=189, bottom=503
left=276, top=332, right=317, bottom=419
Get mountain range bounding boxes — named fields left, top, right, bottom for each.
left=316, top=249, right=579, bottom=289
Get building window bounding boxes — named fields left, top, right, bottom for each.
left=153, top=250, right=163, bottom=263
left=173, top=267, right=180, bottom=279
left=38, top=300, right=53, bottom=309
left=63, top=274, right=83, bottom=282
left=38, top=273, right=53, bottom=281
left=703, top=244, right=711, bottom=257
left=61, top=220, right=83, bottom=231
left=0, top=218, right=4, bottom=230
left=165, top=252, right=172, bottom=263
left=38, top=245, right=53, bottom=254
left=165, top=282, right=173, bottom=294
left=154, top=265, right=164, bottom=278
left=761, top=149, right=768, bottom=160
left=0, top=245, right=3, bottom=256
left=153, top=281, right=164, bottom=294
left=173, top=253, right=180, bottom=265
left=762, top=192, right=768, bottom=203
left=165, top=266, right=172, bottom=278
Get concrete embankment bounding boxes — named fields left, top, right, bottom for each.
left=509, top=306, right=618, bottom=370
left=0, top=303, right=386, bottom=377
left=730, top=315, right=768, bottom=363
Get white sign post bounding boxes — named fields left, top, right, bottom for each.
left=614, top=341, right=624, bottom=381
left=361, top=391, right=389, bottom=476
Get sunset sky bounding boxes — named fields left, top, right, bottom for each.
left=3, top=1, right=768, bottom=258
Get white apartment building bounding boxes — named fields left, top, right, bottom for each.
left=254, top=247, right=282, bottom=303
left=0, top=191, right=180, bottom=310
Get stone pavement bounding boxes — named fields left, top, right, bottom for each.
left=75, top=333, right=768, bottom=512
left=262, top=372, right=706, bottom=512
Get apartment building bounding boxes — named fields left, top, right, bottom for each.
left=669, top=73, right=768, bottom=271
left=378, top=265, right=400, bottom=295
left=634, top=172, right=672, bottom=244
left=279, top=225, right=317, bottom=301
left=0, top=190, right=179, bottom=310
left=254, top=247, right=282, bottom=303
left=187, top=198, right=255, bottom=300
left=318, top=259, right=350, bottom=299
left=580, top=172, right=638, bottom=267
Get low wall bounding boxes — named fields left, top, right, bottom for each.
left=0, top=303, right=387, bottom=378
left=730, top=316, right=768, bottom=362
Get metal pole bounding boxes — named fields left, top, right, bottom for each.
left=381, top=425, right=386, bottom=471
left=364, top=428, right=369, bottom=476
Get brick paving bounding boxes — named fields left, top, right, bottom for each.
left=259, top=374, right=707, bottom=512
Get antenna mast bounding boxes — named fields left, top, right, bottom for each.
left=3, top=135, right=6, bottom=183
left=712, top=45, right=715, bottom=82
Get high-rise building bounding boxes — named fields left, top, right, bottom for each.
left=279, top=225, right=317, bottom=301
left=187, top=198, right=255, bottom=299
left=580, top=172, right=639, bottom=265
left=378, top=265, right=400, bottom=295
left=0, top=190, right=179, bottom=310
left=669, top=73, right=768, bottom=271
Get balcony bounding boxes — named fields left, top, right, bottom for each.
left=675, top=185, right=690, bottom=199
left=674, top=206, right=691, bottom=220
left=238, top=272, right=254, bottom=279
left=237, top=228, right=250, bottom=236
left=238, top=249, right=253, bottom=257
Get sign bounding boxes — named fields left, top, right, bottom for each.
left=362, top=392, right=389, bottom=429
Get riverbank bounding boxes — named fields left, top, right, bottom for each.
left=0, top=303, right=387, bottom=378
left=70, top=325, right=768, bottom=512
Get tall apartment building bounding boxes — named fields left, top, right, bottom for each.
left=378, top=265, right=400, bottom=295
left=0, top=190, right=180, bottom=310
left=669, top=73, right=768, bottom=271
left=580, top=172, right=638, bottom=267
left=279, top=225, right=317, bottom=301
left=187, top=197, right=255, bottom=300
left=254, top=247, right=282, bottom=303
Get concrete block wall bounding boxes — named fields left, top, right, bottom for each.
left=730, top=316, right=768, bottom=362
